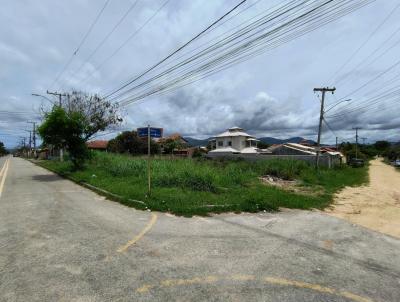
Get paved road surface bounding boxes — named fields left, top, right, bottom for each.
left=328, top=159, right=400, bottom=238
left=1, top=157, right=399, bottom=302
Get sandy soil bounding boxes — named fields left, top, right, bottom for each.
left=326, top=158, right=400, bottom=238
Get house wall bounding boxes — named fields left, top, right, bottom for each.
left=216, top=136, right=246, bottom=151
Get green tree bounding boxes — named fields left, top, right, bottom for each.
left=162, top=138, right=186, bottom=154
left=38, top=107, right=88, bottom=168
left=374, top=140, right=391, bottom=154
left=0, top=141, right=7, bottom=155
left=108, top=131, right=159, bottom=155
left=38, top=91, right=121, bottom=168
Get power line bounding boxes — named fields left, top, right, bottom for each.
left=66, top=0, right=141, bottom=84
left=112, top=0, right=373, bottom=107
left=49, top=0, right=111, bottom=89
left=104, top=0, right=248, bottom=99
left=79, top=0, right=171, bottom=86
left=334, top=23, right=400, bottom=85
left=328, top=1, right=400, bottom=84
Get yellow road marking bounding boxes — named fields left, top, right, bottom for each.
left=231, top=274, right=256, bottom=281
left=264, top=277, right=335, bottom=294
left=117, top=213, right=157, bottom=253
left=0, top=159, right=10, bottom=199
left=341, top=291, right=373, bottom=302
left=136, top=274, right=374, bottom=302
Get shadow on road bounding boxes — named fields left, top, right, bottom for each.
left=32, top=174, right=61, bottom=182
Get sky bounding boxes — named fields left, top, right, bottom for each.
left=1, top=0, right=399, bottom=148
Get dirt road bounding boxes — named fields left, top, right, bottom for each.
left=327, top=158, right=400, bottom=238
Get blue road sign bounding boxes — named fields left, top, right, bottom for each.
left=137, top=127, right=163, bottom=138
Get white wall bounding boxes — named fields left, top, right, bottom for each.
left=216, top=136, right=247, bottom=151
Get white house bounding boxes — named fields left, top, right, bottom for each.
left=208, top=127, right=259, bottom=155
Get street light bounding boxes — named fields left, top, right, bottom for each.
left=325, top=98, right=351, bottom=113
left=31, top=93, right=55, bottom=105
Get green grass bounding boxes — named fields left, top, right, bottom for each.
left=37, top=152, right=369, bottom=216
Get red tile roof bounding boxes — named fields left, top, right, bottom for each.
left=87, top=140, right=108, bottom=149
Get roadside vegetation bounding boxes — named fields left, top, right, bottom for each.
left=38, top=151, right=368, bottom=216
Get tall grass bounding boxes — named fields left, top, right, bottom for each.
left=38, top=151, right=369, bottom=216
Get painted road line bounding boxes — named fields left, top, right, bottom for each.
left=0, top=158, right=8, bottom=178
left=0, top=159, right=10, bottom=199
left=117, top=213, right=157, bottom=253
left=136, top=274, right=373, bottom=302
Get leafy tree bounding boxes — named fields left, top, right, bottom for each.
left=63, top=91, right=121, bottom=140
left=257, top=141, right=270, bottom=149
left=38, top=107, right=88, bottom=168
left=374, top=140, right=391, bottom=153
left=0, top=142, right=7, bottom=155
left=38, top=91, right=121, bottom=168
left=162, top=138, right=186, bottom=154
left=108, top=131, right=159, bottom=155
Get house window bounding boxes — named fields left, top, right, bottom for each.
left=228, top=141, right=232, bottom=146
left=218, top=141, right=223, bottom=147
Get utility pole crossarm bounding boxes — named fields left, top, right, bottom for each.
left=46, top=90, right=67, bottom=106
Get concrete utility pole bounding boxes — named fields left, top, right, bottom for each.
left=314, top=87, right=336, bottom=168
left=353, top=127, right=361, bottom=159
left=28, top=121, right=37, bottom=157
left=46, top=90, right=66, bottom=106
left=46, top=91, right=67, bottom=161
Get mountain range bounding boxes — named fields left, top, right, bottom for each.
left=184, top=136, right=316, bottom=147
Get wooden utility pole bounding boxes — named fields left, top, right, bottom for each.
left=335, top=136, right=338, bottom=150
left=313, top=87, right=336, bottom=168
left=353, top=127, right=361, bottom=159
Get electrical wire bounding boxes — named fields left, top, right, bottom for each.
left=110, top=0, right=373, bottom=107
left=79, top=0, right=172, bottom=86
left=328, top=1, right=400, bottom=84
left=104, top=0, right=248, bottom=98
left=49, top=0, right=111, bottom=89
left=66, top=0, right=141, bottom=84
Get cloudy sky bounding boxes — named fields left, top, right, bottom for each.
left=1, top=0, right=399, bottom=148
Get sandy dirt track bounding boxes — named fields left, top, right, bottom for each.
left=326, top=158, right=400, bottom=238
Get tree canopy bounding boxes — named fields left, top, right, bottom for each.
left=38, top=91, right=121, bottom=168
left=107, top=131, right=160, bottom=155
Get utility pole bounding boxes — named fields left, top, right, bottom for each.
left=353, top=127, right=361, bottom=159
left=28, top=130, right=32, bottom=149
left=336, top=136, right=338, bottom=150
left=28, top=121, right=37, bottom=157
left=361, top=137, right=367, bottom=145
left=46, top=90, right=67, bottom=161
left=313, top=87, right=336, bottom=168
left=46, top=90, right=66, bottom=106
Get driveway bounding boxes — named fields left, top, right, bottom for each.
left=0, top=157, right=399, bottom=301
left=327, top=158, right=400, bottom=238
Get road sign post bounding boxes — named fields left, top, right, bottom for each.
left=137, top=126, right=163, bottom=197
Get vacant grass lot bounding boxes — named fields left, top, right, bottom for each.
left=38, top=152, right=368, bottom=216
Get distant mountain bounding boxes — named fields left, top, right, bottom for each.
left=184, top=136, right=316, bottom=147
left=184, top=137, right=210, bottom=147
left=259, top=137, right=316, bottom=145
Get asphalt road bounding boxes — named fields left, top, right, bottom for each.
left=1, top=157, right=399, bottom=302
